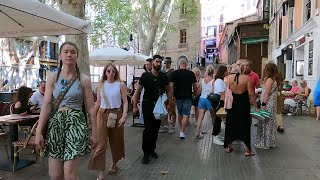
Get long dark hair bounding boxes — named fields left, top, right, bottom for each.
left=215, top=66, right=227, bottom=80
left=56, top=42, right=81, bottom=84
left=263, top=63, right=282, bottom=86
left=16, top=86, right=33, bottom=107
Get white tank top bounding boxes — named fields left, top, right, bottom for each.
left=200, top=79, right=214, bottom=98
left=100, top=81, right=122, bottom=109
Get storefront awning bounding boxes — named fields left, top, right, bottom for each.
left=242, top=37, right=268, bottom=44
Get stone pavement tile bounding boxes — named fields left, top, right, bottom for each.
left=1, top=113, right=320, bottom=180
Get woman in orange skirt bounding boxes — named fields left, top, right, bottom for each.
left=88, top=63, right=128, bottom=180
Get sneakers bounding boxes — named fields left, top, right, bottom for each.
left=141, top=155, right=150, bottom=164
left=179, top=132, right=186, bottom=139
left=159, top=126, right=169, bottom=133
left=168, top=127, right=176, bottom=134
left=213, top=136, right=224, bottom=146
left=150, top=151, right=158, bottom=159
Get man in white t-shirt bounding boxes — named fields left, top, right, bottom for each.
left=30, top=80, right=46, bottom=109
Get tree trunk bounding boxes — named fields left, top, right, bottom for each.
left=58, top=0, right=90, bottom=76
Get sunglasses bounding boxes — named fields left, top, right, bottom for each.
left=61, top=79, right=68, bottom=92
left=107, top=69, right=117, bottom=74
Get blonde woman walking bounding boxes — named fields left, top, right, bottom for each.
left=88, top=63, right=128, bottom=180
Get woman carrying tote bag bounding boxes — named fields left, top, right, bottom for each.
left=88, top=63, right=128, bottom=180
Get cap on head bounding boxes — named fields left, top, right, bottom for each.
left=164, top=57, right=172, bottom=63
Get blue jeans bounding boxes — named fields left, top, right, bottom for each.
left=176, top=99, right=192, bottom=116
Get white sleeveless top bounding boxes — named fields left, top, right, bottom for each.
left=200, top=79, right=214, bottom=98
left=100, top=81, right=122, bottom=109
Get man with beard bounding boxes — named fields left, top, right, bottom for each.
left=132, top=55, right=173, bottom=164
left=242, top=59, right=260, bottom=91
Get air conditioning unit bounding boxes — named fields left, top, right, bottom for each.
left=315, top=8, right=320, bottom=16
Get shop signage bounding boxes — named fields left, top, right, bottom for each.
left=308, top=40, right=313, bottom=76
left=242, top=37, right=268, bottom=44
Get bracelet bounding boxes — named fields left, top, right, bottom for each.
left=261, top=102, right=267, bottom=106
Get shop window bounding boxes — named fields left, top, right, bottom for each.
left=180, top=29, right=187, bottom=44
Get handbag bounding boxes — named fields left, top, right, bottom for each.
left=207, top=93, right=221, bottom=111
left=224, top=76, right=233, bottom=109
left=101, top=83, right=119, bottom=128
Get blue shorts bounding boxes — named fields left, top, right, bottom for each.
left=176, top=99, right=192, bottom=116
left=198, top=98, right=212, bottom=110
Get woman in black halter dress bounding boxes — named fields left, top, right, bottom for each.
left=224, top=73, right=258, bottom=156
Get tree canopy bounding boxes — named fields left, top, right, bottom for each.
left=88, top=0, right=199, bottom=55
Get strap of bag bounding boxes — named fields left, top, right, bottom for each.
left=50, top=74, right=78, bottom=117
left=101, top=81, right=111, bottom=108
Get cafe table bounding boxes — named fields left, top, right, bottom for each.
left=0, top=114, right=39, bottom=172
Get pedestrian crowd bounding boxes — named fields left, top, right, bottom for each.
left=6, top=42, right=314, bottom=180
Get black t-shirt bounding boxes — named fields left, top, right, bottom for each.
left=163, top=69, right=174, bottom=81
left=170, top=69, right=196, bottom=100
left=139, top=71, right=169, bottom=101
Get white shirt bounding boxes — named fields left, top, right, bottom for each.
left=214, top=79, right=226, bottom=95
left=200, top=79, right=214, bottom=98
left=100, top=81, right=122, bottom=109
left=29, top=91, right=44, bottom=109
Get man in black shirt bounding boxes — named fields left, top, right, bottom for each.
left=132, top=55, right=173, bottom=164
left=170, top=56, right=197, bottom=139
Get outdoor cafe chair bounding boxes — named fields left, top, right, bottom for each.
left=12, top=120, right=44, bottom=172
left=9, top=103, right=32, bottom=138
left=0, top=125, right=9, bottom=159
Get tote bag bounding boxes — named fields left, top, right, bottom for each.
left=224, top=76, right=233, bottom=109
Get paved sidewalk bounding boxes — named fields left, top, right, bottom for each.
left=1, top=113, right=320, bottom=180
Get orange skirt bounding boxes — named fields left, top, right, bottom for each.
left=88, top=108, right=125, bottom=171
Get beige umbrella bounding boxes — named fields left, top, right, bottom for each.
left=89, top=47, right=145, bottom=66
left=0, top=0, right=93, bottom=38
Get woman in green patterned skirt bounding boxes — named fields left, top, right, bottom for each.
left=35, top=42, right=97, bottom=180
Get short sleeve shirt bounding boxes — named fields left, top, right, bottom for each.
left=248, top=71, right=260, bottom=91
left=139, top=71, right=169, bottom=101
left=170, top=69, right=196, bottom=100
left=214, top=79, right=226, bottom=95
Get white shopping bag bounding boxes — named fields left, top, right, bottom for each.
left=153, top=94, right=168, bottom=120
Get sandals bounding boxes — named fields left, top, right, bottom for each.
left=244, top=151, right=255, bottom=156
left=225, top=147, right=233, bottom=153
left=107, top=166, right=118, bottom=175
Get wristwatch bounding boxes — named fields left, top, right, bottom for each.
left=261, top=102, right=267, bottom=106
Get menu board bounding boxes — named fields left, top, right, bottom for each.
left=308, top=40, right=313, bottom=76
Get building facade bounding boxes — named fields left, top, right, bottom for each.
left=161, top=1, right=201, bottom=67
left=269, top=0, right=320, bottom=96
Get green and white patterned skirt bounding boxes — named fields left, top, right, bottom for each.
left=45, top=109, right=90, bottom=161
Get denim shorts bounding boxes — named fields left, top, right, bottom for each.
left=198, top=98, right=212, bottom=110
left=176, top=99, right=192, bottom=116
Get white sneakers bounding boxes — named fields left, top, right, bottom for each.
left=179, top=132, right=186, bottom=139
left=213, top=136, right=224, bottom=146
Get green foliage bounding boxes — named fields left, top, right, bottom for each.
left=87, top=0, right=198, bottom=52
